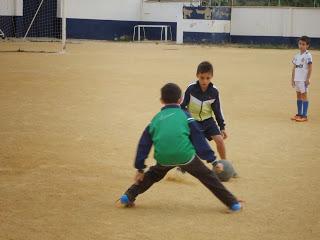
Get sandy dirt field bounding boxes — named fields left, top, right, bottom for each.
left=0, top=41, right=320, bottom=240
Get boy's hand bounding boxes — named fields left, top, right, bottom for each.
left=306, top=79, right=310, bottom=86
left=135, top=171, right=144, bottom=184
left=221, top=130, right=228, bottom=140
left=214, top=163, right=224, bottom=173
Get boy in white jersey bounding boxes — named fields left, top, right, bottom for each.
left=291, top=36, right=313, bottom=122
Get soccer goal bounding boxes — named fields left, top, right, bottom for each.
left=0, top=0, right=66, bottom=53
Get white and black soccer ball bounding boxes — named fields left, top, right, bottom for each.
left=215, top=160, right=237, bottom=182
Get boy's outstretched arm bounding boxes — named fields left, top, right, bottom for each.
left=181, top=87, right=191, bottom=110
left=134, top=126, right=153, bottom=171
left=211, top=92, right=226, bottom=132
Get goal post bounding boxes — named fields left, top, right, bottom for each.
left=0, top=0, right=67, bottom=53
left=61, top=0, right=66, bottom=51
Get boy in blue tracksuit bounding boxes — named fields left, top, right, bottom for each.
left=118, top=83, right=242, bottom=212
left=181, top=61, right=227, bottom=160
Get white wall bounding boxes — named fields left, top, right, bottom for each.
left=181, top=19, right=230, bottom=33
left=60, top=0, right=198, bottom=22
left=231, top=7, right=320, bottom=38
left=0, top=0, right=22, bottom=16
left=63, top=0, right=142, bottom=21
left=59, top=0, right=197, bottom=22
left=142, top=1, right=199, bottom=22
left=291, top=8, right=320, bottom=37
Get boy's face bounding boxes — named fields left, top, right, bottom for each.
left=298, top=40, right=309, bottom=52
left=197, top=72, right=213, bottom=90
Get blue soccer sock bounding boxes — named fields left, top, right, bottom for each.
left=297, top=100, right=303, bottom=116
left=302, top=101, right=309, bottom=117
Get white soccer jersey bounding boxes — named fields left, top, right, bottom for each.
left=292, top=51, right=313, bottom=82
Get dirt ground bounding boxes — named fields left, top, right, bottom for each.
left=0, top=41, right=319, bottom=240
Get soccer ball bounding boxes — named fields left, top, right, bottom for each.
left=215, top=160, right=237, bottom=182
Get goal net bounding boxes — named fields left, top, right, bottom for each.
left=0, top=0, right=66, bottom=53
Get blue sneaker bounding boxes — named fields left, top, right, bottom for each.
left=230, top=202, right=242, bottom=212
left=118, top=194, right=135, bottom=208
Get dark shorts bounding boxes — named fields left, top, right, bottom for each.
left=197, top=118, right=221, bottom=141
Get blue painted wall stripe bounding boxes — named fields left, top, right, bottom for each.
left=67, top=18, right=177, bottom=41
left=183, top=32, right=230, bottom=43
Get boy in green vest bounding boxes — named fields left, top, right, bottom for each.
left=118, top=83, right=242, bottom=212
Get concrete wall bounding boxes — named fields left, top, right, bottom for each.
left=291, top=8, right=320, bottom=37
left=65, top=0, right=196, bottom=41
left=141, top=1, right=186, bottom=22
left=58, top=0, right=141, bottom=40
left=177, top=6, right=232, bottom=43
left=63, top=0, right=142, bottom=21
left=66, top=0, right=186, bottom=41
left=231, top=7, right=320, bottom=46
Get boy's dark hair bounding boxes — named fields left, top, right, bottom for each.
left=299, top=36, right=310, bottom=46
left=197, top=61, right=213, bottom=75
left=161, top=83, right=182, bottom=104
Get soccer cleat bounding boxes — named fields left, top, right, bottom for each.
left=291, top=115, right=300, bottom=121
left=296, top=116, right=308, bottom=122
left=117, top=194, right=135, bottom=208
